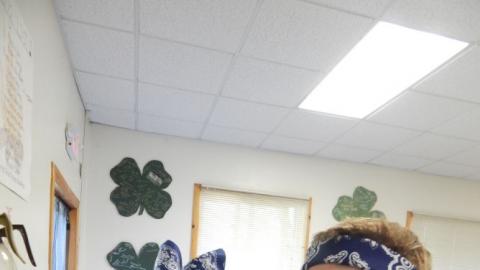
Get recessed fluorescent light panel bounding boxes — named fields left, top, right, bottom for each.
left=299, top=22, right=468, bottom=118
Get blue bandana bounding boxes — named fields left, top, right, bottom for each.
left=156, top=240, right=183, bottom=270
left=155, top=240, right=225, bottom=270
left=302, top=235, right=417, bottom=270
left=184, top=249, right=226, bottom=270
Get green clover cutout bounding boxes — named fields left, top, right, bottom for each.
left=332, top=186, right=386, bottom=221
left=110, top=157, right=172, bottom=219
left=107, top=242, right=159, bottom=270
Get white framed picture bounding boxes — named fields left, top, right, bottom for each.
left=0, top=0, right=33, bottom=199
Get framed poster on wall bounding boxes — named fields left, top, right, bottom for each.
left=0, top=0, right=34, bottom=199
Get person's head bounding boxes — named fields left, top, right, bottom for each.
left=303, top=218, right=431, bottom=270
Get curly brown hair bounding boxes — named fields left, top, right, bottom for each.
left=311, top=218, right=431, bottom=270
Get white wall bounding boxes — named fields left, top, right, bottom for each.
left=81, top=124, right=480, bottom=270
left=0, top=0, right=86, bottom=269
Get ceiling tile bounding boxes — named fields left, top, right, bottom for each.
left=209, top=98, right=289, bottom=133
left=87, top=105, right=135, bottom=129
left=138, top=83, right=215, bottom=122
left=140, top=0, right=258, bottom=52
left=139, top=36, right=232, bottom=94
left=382, top=0, right=480, bottom=42
left=336, top=122, right=420, bottom=151
left=61, top=21, right=134, bottom=79
left=222, top=57, right=323, bottom=107
left=369, top=91, right=477, bottom=131
left=202, top=125, right=267, bottom=147
left=318, top=144, right=382, bottom=163
left=307, top=0, right=392, bottom=18
left=76, top=72, right=135, bottom=111
left=393, top=133, right=476, bottom=160
left=446, top=146, right=480, bottom=168
left=369, top=153, right=434, bottom=170
left=55, top=0, right=134, bottom=31
left=261, top=135, right=326, bottom=155
left=137, top=114, right=204, bottom=138
left=274, top=110, right=358, bottom=141
left=415, top=47, right=480, bottom=103
left=241, top=0, right=374, bottom=70
left=433, top=108, right=480, bottom=141
left=418, top=161, right=479, bottom=178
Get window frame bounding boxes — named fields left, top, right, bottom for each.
left=49, top=162, right=80, bottom=270
left=189, top=183, right=312, bottom=260
left=405, top=210, right=414, bottom=229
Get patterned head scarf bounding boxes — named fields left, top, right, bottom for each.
left=184, top=249, right=226, bottom=270
left=302, top=235, right=416, bottom=270
left=155, top=240, right=225, bottom=270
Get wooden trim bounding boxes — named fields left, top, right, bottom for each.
left=406, top=211, right=415, bottom=229
left=48, top=165, right=56, bottom=270
left=53, top=167, right=80, bottom=209
left=190, top=183, right=202, bottom=260
left=67, top=208, right=79, bottom=270
left=49, top=162, right=80, bottom=270
left=304, top=197, right=313, bottom=257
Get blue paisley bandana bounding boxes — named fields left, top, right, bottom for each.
left=156, top=240, right=183, bottom=270
left=184, top=249, right=226, bottom=270
left=302, top=235, right=417, bottom=270
left=155, top=240, right=225, bottom=270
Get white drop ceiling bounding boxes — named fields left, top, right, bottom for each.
left=54, top=0, right=480, bottom=180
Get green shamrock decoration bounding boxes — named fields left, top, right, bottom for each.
left=107, top=242, right=159, bottom=270
left=110, top=157, right=172, bottom=219
left=332, top=186, right=386, bottom=221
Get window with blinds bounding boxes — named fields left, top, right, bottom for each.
left=409, top=213, right=480, bottom=270
left=192, top=185, right=311, bottom=270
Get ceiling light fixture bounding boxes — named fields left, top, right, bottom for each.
left=299, top=22, right=468, bottom=118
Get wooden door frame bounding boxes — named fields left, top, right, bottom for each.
left=49, top=162, right=80, bottom=270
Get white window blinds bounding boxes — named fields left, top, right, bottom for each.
left=410, top=213, right=480, bottom=270
left=196, top=186, right=310, bottom=270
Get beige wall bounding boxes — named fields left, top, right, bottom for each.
left=81, top=124, right=480, bottom=270
left=0, top=0, right=86, bottom=270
